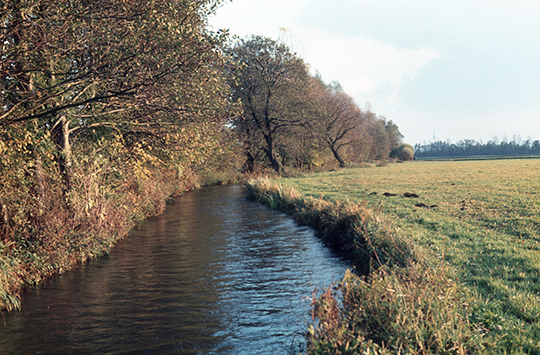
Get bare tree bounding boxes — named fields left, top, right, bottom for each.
left=227, top=35, right=311, bottom=173
left=311, top=79, right=363, bottom=167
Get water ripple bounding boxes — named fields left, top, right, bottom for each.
left=0, top=184, right=349, bottom=355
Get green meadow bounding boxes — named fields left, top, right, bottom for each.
left=275, top=158, right=540, bottom=353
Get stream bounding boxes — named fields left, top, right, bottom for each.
left=0, top=184, right=349, bottom=354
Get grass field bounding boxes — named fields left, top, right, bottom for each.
left=275, top=159, right=540, bottom=353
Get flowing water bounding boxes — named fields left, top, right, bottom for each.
left=0, top=184, right=349, bottom=354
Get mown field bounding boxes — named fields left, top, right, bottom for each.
left=277, top=158, right=540, bottom=353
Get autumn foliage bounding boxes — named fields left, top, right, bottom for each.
left=0, top=0, right=235, bottom=311
left=227, top=36, right=405, bottom=173
left=0, top=0, right=407, bottom=312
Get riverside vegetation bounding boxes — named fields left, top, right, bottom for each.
left=1, top=0, right=402, bottom=313
left=4, top=1, right=539, bottom=354
left=0, top=0, right=240, bottom=312
left=247, top=158, right=540, bottom=354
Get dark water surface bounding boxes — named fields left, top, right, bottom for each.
left=0, top=184, right=349, bottom=354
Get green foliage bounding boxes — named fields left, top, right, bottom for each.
left=415, top=138, right=540, bottom=158
left=370, top=119, right=391, bottom=160
left=384, top=119, right=404, bottom=151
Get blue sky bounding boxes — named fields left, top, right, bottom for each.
left=209, top=0, right=540, bottom=145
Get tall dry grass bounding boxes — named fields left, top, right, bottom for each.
left=0, top=156, right=199, bottom=312
left=246, top=177, right=415, bottom=274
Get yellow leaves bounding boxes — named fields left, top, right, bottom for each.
left=132, top=159, right=152, bottom=180
left=0, top=140, right=6, bottom=156
left=128, top=141, right=166, bottom=180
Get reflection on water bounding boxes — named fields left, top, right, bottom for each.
left=0, top=184, right=349, bottom=354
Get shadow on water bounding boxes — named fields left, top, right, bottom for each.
left=0, top=184, right=349, bottom=354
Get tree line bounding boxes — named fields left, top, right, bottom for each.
left=227, top=35, right=403, bottom=173
left=414, top=138, right=540, bottom=158
left=1, top=1, right=403, bottom=190
left=0, top=0, right=403, bottom=310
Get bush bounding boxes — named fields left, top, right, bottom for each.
left=390, top=143, right=415, bottom=161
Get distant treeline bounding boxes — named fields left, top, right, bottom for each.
left=414, top=138, right=540, bottom=158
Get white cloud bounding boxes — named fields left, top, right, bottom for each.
left=209, top=0, right=540, bottom=143
left=210, top=2, right=443, bottom=109
left=287, top=27, right=442, bottom=108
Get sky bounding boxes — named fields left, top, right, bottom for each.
left=208, top=0, right=540, bottom=145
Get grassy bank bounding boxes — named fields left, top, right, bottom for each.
left=246, top=178, right=474, bottom=354
left=247, top=158, right=540, bottom=354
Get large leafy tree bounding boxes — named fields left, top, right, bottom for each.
left=1, top=0, right=229, bottom=185
left=0, top=0, right=234, bottom=247
left=384, top=119, right=404, bottom=153
left=0, top=0, right=239, bottom=311
left=227, top=35, right=311, bottom=173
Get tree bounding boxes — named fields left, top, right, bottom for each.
left=0, top=0, right=245, bottom=311
left=0, top=0, right=234, bottom=248
left=312, top=79, right=363, bottom=167
left=227, top=35, right=311, bottom=173
left=1, top=0, right=229, bottom=187
left=384, top=119, right=404, bottom=151
left=370, top=119, right=389, bottom=160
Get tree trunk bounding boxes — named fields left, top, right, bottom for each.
left=34, top=156, right=45, bottom=201
left=329, top=144, right=346, bottom=168
left=265, top=134, right=283, bottom=173
left=245, top=151, right=256, bottom=173
left=52, top=116, right=72, bottom=190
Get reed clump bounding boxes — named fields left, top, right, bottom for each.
left=246, top=177, right=477, bottom=354
left=308, top=265, right=473, bottom=354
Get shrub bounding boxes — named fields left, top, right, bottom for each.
left=390, top=143, right=415, bottom=161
